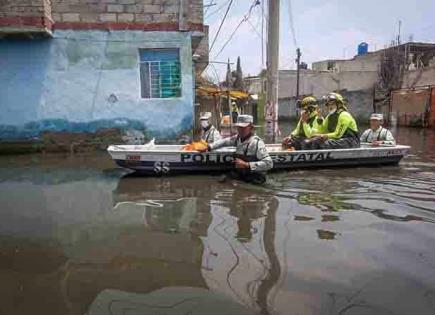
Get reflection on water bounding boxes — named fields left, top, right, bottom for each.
left=0, top=127, right=434, bottom=315
left=316, top=229, right=338, bottom=240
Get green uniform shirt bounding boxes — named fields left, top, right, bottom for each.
left=318, top=110, right=358, bottom=139
left=290, top=112, right=320, bottom=138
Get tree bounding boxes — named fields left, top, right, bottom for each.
left=233, top=56, right=245, bottom=90
left=223, top=58, right=232, bottom=87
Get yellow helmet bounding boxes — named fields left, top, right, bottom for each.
left=300, top=96, right=319, bottom=109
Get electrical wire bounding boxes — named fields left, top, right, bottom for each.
left=204, top=0, right=215, bottom=16
left=209, top=0, right=234, bottom=52
left=288, top=0, right=298, bottom=48
left=247, top=19, right=263, bottom=41
left=214, top=0, right=261, bottom=59
left=205, top=0, right=232, bottom=20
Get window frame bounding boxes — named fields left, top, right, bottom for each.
left=139, top=48, right=182, bottom=100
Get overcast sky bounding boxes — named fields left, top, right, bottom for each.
left=204, top=0, right=435, bottom=81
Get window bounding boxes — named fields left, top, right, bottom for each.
left=327, top=61, right=335, bottom=71
left=139, top=49, right=181, bottom=99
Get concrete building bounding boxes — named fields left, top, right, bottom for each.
left=0, top=0, right=208, bottom=143
left=245, top=42, right=435, bottom=123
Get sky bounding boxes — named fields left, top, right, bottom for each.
left=203, top=0, right=435, bottom=82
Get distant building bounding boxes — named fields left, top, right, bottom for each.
left=245, top=42, right=435, bottom=124
left=0, top=0, right=208, bottom=142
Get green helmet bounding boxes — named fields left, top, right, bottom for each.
left=300, top=96, right=319, bottom=109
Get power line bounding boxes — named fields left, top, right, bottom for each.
left=214, top=0, right=261, bottom=58
left=288, top=0, right=298, bottom=48
left=205, top=0, right=232, bottom=20
left=204, top=0, right=215, bottom=15
left=247, top=19, right=263, bottom=40
left=209, top=0, right=234, bottom=52
left=209, top=63, right=222, bottom=84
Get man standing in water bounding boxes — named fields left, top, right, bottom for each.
left=200, top=115, right=273, bottom=184
left=360, top=113, right=396, bottom=146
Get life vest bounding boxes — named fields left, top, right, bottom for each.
left=233, top=135, right=261, bottom=163
left=362, top=127, right=387, bottom=142
left=203, top=125, right=214, bottom=142
left=233, top=134, right=266, bottom=184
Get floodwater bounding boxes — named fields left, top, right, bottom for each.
left=0, top=127, right=434, bottom=315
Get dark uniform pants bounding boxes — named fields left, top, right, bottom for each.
left=229, top=170, right=266, bottom=185
left=284, top=136, right=311, bottom=150
left=305, top=136, right=360, bottom=150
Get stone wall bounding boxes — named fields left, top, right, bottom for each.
left=278, top=70, right=377, bottom=99
left=402, top=66, right=435, bottom=88
left=312, top=53, right=380, bottom=73
left=278, top=88, right=374, bottom=122
left=247, top=70, right=377, bottom=122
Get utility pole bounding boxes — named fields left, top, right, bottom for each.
left=265, top=0, right=280, bottom=142
left=295, top=48, right=301, bottom=102
left=226, top=59, right=233, bottom=135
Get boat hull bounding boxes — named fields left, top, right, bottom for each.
left=107, top=144, right=410, bottom=175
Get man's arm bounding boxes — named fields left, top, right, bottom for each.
left=325, top=112, right=352, bottom=139
left=290, top=120, right=301, bottom=137
left=209, top=135, right=237, bottom=150
left=302, top=121, right=318, bottom=138
left=249, top=140, right=273, bottom=172
left=360, top=129, right=370, bottom=143
left=211, top=129, right=222, bottom=143
left=382, top=130, right=396, bottom=146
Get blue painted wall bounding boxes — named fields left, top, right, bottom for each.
left=0, top=30, right=194, bottom=141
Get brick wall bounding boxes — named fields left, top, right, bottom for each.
left=188, top=0, right=203, bottom=25
left=0, top=0, right=204, bottom=33
left=0, top=0, right=53, bottom=32
left=52, top=0, right=173, bottom=24
left=51, top=0, right=203, bottom=31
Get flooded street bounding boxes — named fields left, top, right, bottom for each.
left=1, top=127, right=434, bottom=315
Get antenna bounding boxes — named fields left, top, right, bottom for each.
left=397, top=20, right=402, bottom=45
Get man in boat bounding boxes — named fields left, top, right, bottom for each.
left=231, top=101, right=240, bottom=123
left=281, top=96, right=323, bottom=150
left=200, top=114, right=273, bottom=184
left=308, top=92, right=360, bottom=149
left=199, top=112, right=222, bottom=144
left=360, top=113, right=396, bottom=146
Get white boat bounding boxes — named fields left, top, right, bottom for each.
left=107, top=143, right=410, bottom=175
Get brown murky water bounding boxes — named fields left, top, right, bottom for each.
left=0, top=127, right=434, bottom=315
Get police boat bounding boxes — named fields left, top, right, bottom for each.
left=107, top=143, right=410, bottom=175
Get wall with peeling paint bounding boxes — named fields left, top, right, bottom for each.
left=0, top=30, right=194, bottom=141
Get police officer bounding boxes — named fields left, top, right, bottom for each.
left=310, top=92, right=360, bottom=149
left=199, top=112, right=222, bottom=144
left=200, top=115, right=273, bottom=184
left=360, top=113, right=396, bottom=146
left=282, top=96, right=323, bottom=150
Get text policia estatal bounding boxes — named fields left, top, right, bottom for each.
left=180, top=152, right=333, bottom=163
